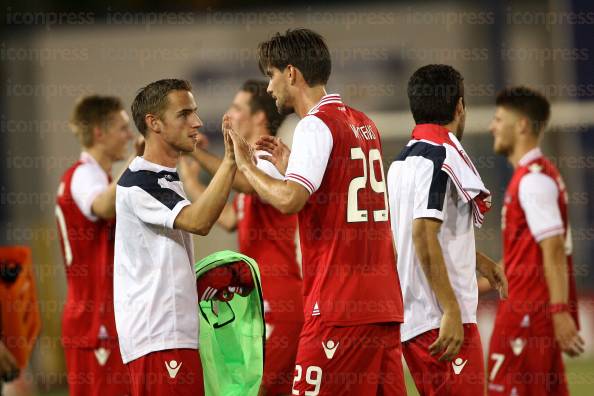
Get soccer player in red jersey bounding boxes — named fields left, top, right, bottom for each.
left=228, top=29, right=406, bottom=395
left=487, top=86, right=584, bottom=395
left=182, top=80, right=303, bottom=395
left=55, top=95, right=136, bottom=395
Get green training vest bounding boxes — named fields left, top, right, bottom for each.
left=195, top=250, right=265, bottom=396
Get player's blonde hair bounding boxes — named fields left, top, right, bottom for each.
left=69, top=95, right=123, bottom=148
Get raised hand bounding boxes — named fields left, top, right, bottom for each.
left=228, top=130, right=255, bottom=170
left=221, top=114, right=235, bottom=162
left=255, top=136, right=290, bottom=175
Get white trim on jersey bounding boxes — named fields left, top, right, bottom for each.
left=519, top=170, right=564, bottom=242
left=70, top=152, right=110, bottom=222
left=285, top=115, right=333, bottom=195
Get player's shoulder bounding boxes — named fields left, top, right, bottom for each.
left=70, top=159, right=108, bottom=191
left=295, top=113, right=330, bottom=133
left=394, top=140, right=446, bottom=163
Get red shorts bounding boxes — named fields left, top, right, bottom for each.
left=487, top=312, right=568, bottom=396
left=402, top=323, right=484, bottom=396
left=262, top=320, right=303, bottom=395
left=64, top=344, right=130, bottom=396
left=126, top=348, right=204, bottom=396
left=291, top=317, right=406, bottom=395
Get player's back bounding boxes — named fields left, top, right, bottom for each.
left=288, top=95, right=403, bottom=327
left=55, top=157, right=117, bottom=348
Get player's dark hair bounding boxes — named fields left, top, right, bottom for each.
left=70, top=95, right=123, bottom=147
left=258, top=28, right=331, bottom=87
left=241, top=79, right=286, bottom=136
left=131, top=79, right=192, bottom=136
left=496, top=86, right=551, bottom=136
left=407, top=64, right=465, bottom=125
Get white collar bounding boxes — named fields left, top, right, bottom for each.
left=131, top=156, right=177, bottom=173
left=518, top=147, right=543, bottom=166
left=307, top=93, right=342, bottom=115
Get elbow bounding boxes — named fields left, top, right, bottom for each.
left=193, top=221, right=215, bottom=236
left=277, top=198, right=303, bottom=215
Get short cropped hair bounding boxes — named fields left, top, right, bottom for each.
left=131, top=79, right=192, bottom=136
left=496, top=86, right=551, bottom=135
left=69, top=95, right=123, bottom=147
left=407, top=64, right=465, bottom=125
left=258, top=28, right=331, bottom=87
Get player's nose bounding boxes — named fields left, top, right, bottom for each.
left=191, top=113, right=203, bottom=129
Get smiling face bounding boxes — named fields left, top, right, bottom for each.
left=158, top=90, right=203, bottom=153
left=265, top=66, right=294, bottom=115
left=490, top=106, right=520, bottom=156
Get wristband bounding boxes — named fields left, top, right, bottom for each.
left=549, top=303, right=570, bottom=314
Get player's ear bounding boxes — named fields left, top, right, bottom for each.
left=146, top=114, right=161, bottom=133
left=456, top=97, right=465, bottom=116
left=92, top=125, right=103, bottom=145
left=286, top=65, right=296, bottom=85
left=516, top=117, right=529, bottom=135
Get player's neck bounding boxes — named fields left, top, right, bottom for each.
left=249, top=127, right=270, bottom=145
left=294, top=86, right=328, bottom=118
left=142, top=138, right=179, bottom=169
left=509, top=140, right=539, bottom=169
left=85, top=147, right=112, bottom=174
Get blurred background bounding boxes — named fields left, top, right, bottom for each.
left=0, top=0, right=593, bottom=394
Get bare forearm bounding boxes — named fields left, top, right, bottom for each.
left=176, top=160, right=237, bottom=235
left=542, top=236, right=569, bottom=304
left=239, top=162, right=301, bottom=214
left=91, top=154, right=137, bottom=219
left=183, top=178, right=206, bottom=202
left=413, top=224, right=460, bottom=314
left=194, top=148, right=253, bottom=193
left=476, top=251, right=496, bottom=276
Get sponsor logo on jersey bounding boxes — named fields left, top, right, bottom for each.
left=94, top=347, right=110, bottom=366
left=157, top=177, right=186, bottom=199
left=165, top=360, right=182, bottom=378
left=510, top=338, right=526, bottom=356
left=322, top=340, right=339, bottom=359
left=451, top=358, right=468, bottom=375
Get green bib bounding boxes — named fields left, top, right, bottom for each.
left=195, top=250, right=265, bottom=396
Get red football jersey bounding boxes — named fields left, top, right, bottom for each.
left=55, top=160, right=119, bottom=348
left=287, top=97, right=404, bottom=326
left=234, top=193, right=303, bottom=322
left=499, top=154, right=578, bottom=323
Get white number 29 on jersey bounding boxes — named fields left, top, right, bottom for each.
left=347, top=147, right=389, bottom=223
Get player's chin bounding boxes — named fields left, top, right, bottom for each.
left=493, top=141, right=507, bottom=155
left=179, top=140, right=196, bottom=153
